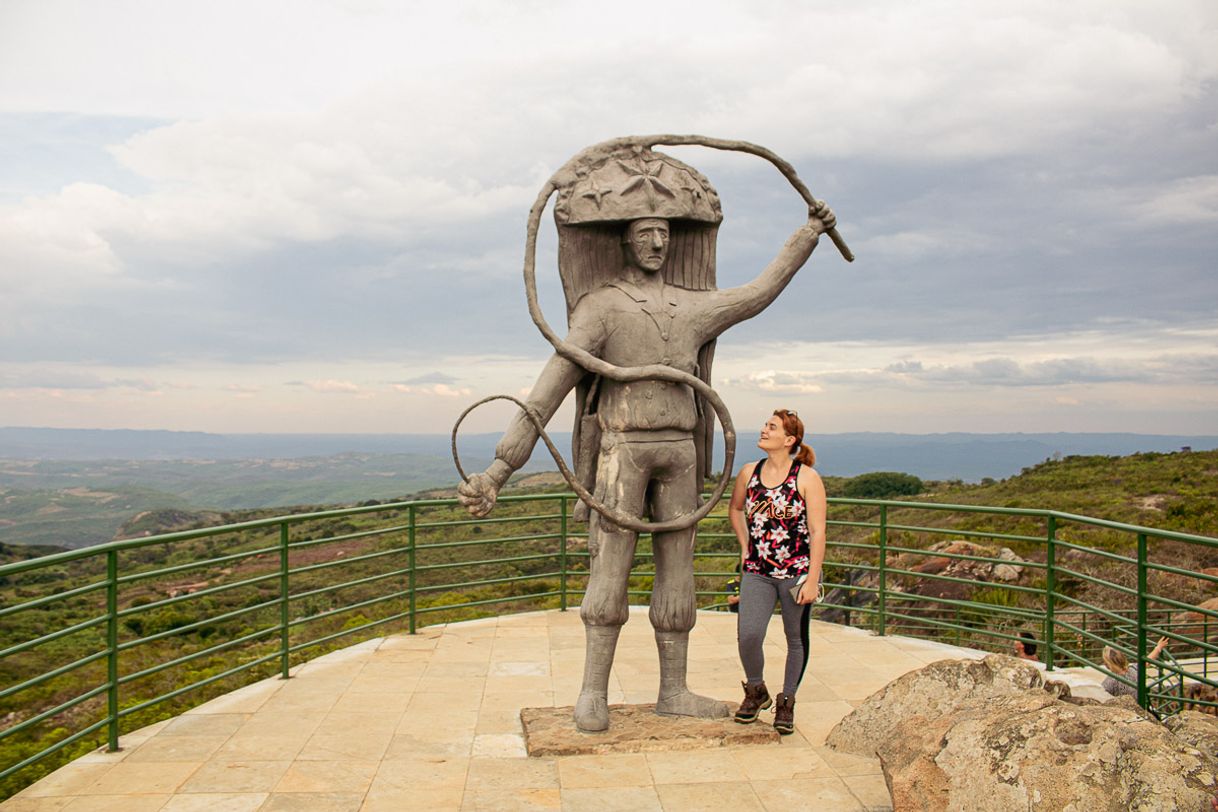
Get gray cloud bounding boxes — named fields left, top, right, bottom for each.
left=1, top=2, right=1215, bottom=433
left=394, top=372, right=461, bottom=386
left=0, top=371, right=162, bottom=391
left=731, top=353, right=1218, bottom=393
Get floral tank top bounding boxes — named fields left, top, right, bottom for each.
left=743, top=458, right=810, bottom=579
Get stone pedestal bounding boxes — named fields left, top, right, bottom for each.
left=520, top=703, right=779, bottom=757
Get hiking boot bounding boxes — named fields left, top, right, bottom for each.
left=734, top=681, right=772, bottom=723
left=774, top=692, right=796, bottom=734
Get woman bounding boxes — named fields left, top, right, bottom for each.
left=1102, top=637, right=1168, bottom=698
left=728, top=408, right=827, bottom=734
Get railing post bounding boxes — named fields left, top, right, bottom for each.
left=559, top=495, right=569, bottom=612
left=408, top=505, right=417, bottom=634
left=1081, top=610, right=1087, bottom=662
left=105, top=550, right=120, bottom=752
left=1045, top=514, right=1056, bottom=671
left=877, top=504, right=888, bottom=637
left=1137, top=531, right=1149, bottom=708
left=279, top=522, right=290, bottom=679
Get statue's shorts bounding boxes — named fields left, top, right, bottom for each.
left=580, top=430, right=699, bottom=632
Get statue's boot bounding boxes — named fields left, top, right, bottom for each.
left=654, top=630, right=731, bottom=718
left=574, top=625, right=620, bottom=732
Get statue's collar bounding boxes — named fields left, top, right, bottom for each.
left=608, top=280, right=678, bottom=309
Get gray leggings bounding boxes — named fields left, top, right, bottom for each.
left=737, top=571, right=811, bottom=695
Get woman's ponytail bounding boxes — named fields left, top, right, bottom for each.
left=795, top=442, right=816, bottom=467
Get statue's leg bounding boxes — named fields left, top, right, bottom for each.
left=575, top=439, right=645, bottom=732
left=649, top=440, right=730, bottom=719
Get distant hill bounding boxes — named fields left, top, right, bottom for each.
left=3, top=426, right=1215, bottom=479
left=0, top=427, right=513, bottom=461
left=2, top=426, right=1215, bottom=548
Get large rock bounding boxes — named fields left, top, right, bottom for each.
left=825, top=654, right=1048, bottom=754
left=1172, top=597, right=1218, bottom=642
left=892, top=540, right=1026, bottom=587
left=829, top=655, right=1218, bottom=810
left=1166, top=710, right=1218, bottom=758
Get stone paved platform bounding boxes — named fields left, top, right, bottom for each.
left=5, top=608, right=1110, bottom=811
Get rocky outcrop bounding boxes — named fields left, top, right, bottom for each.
left=816, top=540, right=1029, bottom=626
left=894, top=540, right=1024, bottom=583
left=1166, top=710, right=1218, bottom=757
left=825, top=655, right=1048, bottom=754
left=1171, top=596, right=1218, bottom=642
left=828, top=654, right=1218, bottom=811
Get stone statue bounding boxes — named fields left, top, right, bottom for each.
left=454, top=136, right=847, bottom=732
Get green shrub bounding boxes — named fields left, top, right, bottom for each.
left=843, top=472, right=924, bottom=500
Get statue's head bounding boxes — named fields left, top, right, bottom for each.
left=623, top=218, right=670, bottom=273
left=552, top=144, right=721, bottom=312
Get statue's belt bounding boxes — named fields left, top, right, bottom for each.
left=602, top=429, right=694, bottom=444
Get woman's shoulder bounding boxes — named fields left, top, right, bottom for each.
left=738, top=460, right=759, bottom=479
left=797, top=463, right=823, bottom=485
left=796, top=463, right=825, bottom=502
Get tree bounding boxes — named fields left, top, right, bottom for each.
left=842, top=472, right=923, bottom=499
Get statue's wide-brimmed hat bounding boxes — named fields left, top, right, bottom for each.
left=553, top=144, right=723, bottom=226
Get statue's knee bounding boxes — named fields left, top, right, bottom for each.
left=581, top=592, right=629, bottom=628
left=650, top=603, right=695, bottom=634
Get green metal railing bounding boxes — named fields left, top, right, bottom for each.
left=2, top=492, right=1216, bottom=798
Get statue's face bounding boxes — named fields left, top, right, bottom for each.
left=625, top=218, right=670, bottom=272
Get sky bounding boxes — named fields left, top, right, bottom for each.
left=1, top=0, right=1216, bottom=439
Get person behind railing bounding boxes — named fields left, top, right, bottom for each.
left=725, top=561, right=742, bottom=613
left=728, top=408, right=826, bottom=735
left=1012, top=631, right=1040, bottom=663
left=1101, top=637, right=1168, bottom=698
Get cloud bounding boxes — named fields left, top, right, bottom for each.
left=726, top=370, right=825, bottom=395
left=727, top=352, right=1218, bottom=392
left=0, top=370, right=163, bottom=392
left=391, top=382, right=472, bottom=398
left=394, top=372, right=460, bottom=386
left=1, top=2, right=1215, bottom=433
left=1142, top=174, right=1218, bottom=225
left=292, top=379, right=364, bottom=395
left=855, top=228, right=997, bottom=261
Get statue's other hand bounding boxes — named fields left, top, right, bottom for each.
left=457, top=472, right=500, bottom=518
left=808, top=199, right=836, bottom=234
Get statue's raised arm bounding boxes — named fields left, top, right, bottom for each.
left=696, top=200, right=837, bottom=342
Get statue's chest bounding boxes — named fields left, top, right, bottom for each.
left=602, top=306, right=698, bottom=368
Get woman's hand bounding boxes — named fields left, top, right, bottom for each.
left=1149, top=636, right=1169, bottom=659
left=796, top=575, right=821, bottom=605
